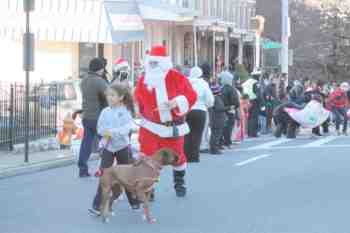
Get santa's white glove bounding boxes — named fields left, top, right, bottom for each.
left=164, top=99, right=178, bottom=109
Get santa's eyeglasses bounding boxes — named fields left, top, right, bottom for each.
left=149, top=61, right=159, bottom=69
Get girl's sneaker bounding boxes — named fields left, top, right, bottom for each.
left=88, top=207, right=101, bottom=216
left=131, top=204, right=141, bottom=211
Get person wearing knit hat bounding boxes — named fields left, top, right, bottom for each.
left=220, top=71, right=240, bottom=148
left=208, top=82, right=226, bottom=154
left=78, top=58, right=109, bottom=177
left=89, top=57, right=106, bottom=72
left=134, top=45, right=197, bottom=198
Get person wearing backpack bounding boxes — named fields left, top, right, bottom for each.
left=327, top=82, right=349, bottom=135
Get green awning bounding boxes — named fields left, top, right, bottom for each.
left=262, top=39, right=282, bottom=49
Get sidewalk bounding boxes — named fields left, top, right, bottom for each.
left=0, top=120, right=141, bottom=179
left=0, top=124, right=326, bottom=179
left=0, top=134, right=140, bottom=179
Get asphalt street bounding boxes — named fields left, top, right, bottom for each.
left=1, top=135, right=350, bottom=233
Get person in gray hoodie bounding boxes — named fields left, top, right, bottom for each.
left=219, top=71, right=240, bottom=147
left=184, top=67, right=214, bottom=162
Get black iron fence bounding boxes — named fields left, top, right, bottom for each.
left=0, top=83, right=58, bottom=151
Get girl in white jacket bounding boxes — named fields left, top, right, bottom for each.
left=184, top=67, right=214, bottom=162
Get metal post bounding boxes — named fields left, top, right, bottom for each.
left=281, top=0, right=289, bottom=77
left=23, top=0, right=35, bottom=163
left=9, top=85, right=14, bottom=151
left=24, top=10, right=30, bottom=163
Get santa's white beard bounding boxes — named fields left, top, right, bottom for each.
left=143, top=55, right=173, bottom=90
left=144, top=65, right=167, bottom=90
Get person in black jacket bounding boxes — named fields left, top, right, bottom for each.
left=209, top=83, right=227, bottom=155
left=219, top=71, right=240, bottom=147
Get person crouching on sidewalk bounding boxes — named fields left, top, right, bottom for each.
left=209, top=83, right=227, bottom=155
left=89, top=83, right=140, bottom=216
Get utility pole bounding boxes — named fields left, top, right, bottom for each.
left=281, top=0, right=289, bottom=80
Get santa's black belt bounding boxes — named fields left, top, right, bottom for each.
left=160, top=120, right=184, bottom=127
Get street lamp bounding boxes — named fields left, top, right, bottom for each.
left=23, top=0, right=35, bottom=163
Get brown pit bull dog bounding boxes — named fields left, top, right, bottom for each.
left=99, top=148, right=179, bottom=223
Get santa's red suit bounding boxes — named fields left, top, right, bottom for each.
left=134, top=46, right=197, bottom=196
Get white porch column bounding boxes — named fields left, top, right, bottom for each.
left=193, top=24, right=198, bottom=66
left=238, top=36, right=244, bottom=64
left=131, top=42, right=135, bottom=86
left=225, top=32, right=229, bottom=68
left=255, top=34, right=261, bottom=69
left=213, top=31, right=216, bottom=79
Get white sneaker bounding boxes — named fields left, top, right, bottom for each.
left=88, top=208, right=101, bottom=216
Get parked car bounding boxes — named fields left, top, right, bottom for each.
left=36, top=79, right=82, bottom=129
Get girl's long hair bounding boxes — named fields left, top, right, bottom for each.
left=108, top=83, right=135, bottom=117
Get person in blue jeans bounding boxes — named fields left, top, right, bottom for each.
left=78, top=58, right=108, bottom=177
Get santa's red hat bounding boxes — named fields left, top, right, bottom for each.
left=113, top=58, right=129, bottom=71
left=146, top=45, right=172, bottom=70
left=149, top=45, right=167, bottom=57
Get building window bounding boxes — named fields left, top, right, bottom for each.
left=79, top=43, right=96, bottom=77
left=210, top=0, right=216, bottom=17
left=223, top=0, right=229, bottom=21
left=242, top=4, right=247, bottom=30
left=217, top=0, right=221, bottom=18
left=230, top=1, right=235, bottom=24
left=182, top=0, right=189, bottom=8
left=203, top=0, right=208, bottom=16
left=184, top=32, right=193, bottom=66
left=236, top=5, right=241, bottom=29
left=195, top=0, right=200, bottom=10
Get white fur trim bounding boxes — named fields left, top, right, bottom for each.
left=173, top=163, right=187, bottom=171
left=141, top=118, right=190, bottom=138
left=155, top=74, right=173, bottom=122
left=174, top=95, right=189, bottom=116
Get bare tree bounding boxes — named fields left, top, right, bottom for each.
left=318, top=0, right=350, bottom=80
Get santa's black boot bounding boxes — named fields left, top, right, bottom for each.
left=173, top=170, right=186, bottom=197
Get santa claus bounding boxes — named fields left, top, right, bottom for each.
left=134, top=45, right=197, bottom=197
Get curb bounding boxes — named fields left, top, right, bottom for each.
left=0, top=154, right=99, bottom=180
